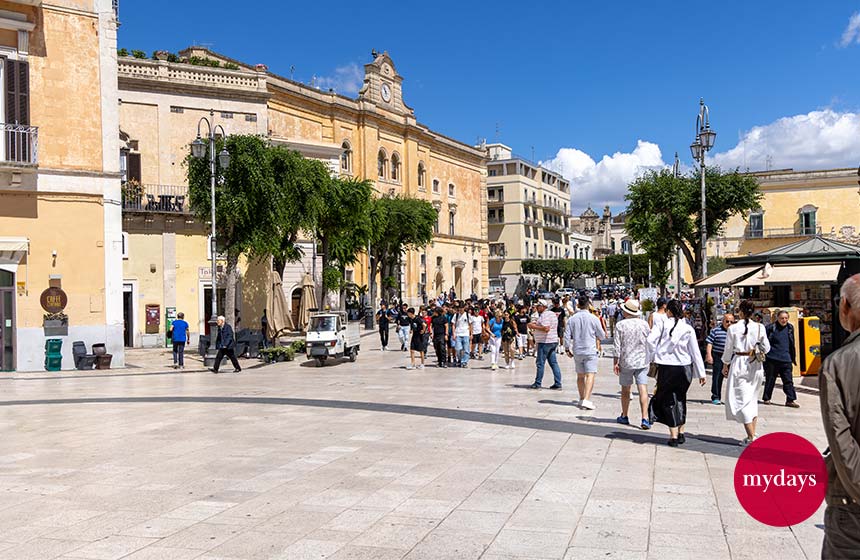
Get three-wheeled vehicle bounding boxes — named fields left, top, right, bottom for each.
left=305, top=311, right=360, bottom=367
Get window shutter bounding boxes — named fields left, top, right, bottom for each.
left=127, top=153, right=141, bottom=183
left=5, top=59, right=29, bottom=125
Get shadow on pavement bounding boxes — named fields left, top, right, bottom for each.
left=0, top=395, right=744, bottom=458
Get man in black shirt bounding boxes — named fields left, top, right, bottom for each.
left=431, top=307, right=449, bottom=368
left=406, top=308, right=426, bottom=370
left=515, top=306, right=530, bottom=358
left=396, top=303, right=411, bottom=351
left=376, top=302, right=390, bottom=351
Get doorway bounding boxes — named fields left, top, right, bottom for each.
left=453, top=266, right=463, bottom=298
left=291, top=288, right=301, bottom=329
left=202, top=286, right=226, bottom=336
left=0, top=269, right=15, bottom=372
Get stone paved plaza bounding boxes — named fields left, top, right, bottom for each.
left=0, top=335, right=826, bottom=559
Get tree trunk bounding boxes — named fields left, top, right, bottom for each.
left=320, top=236, right=330, bottom=309
left=225, top=253, right=239, bottom=329
left=678, top=240, right=700, bottom=281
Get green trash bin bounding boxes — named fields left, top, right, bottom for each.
left=45, top=338, right=62, bottom=371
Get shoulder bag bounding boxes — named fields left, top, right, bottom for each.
left=750, top=323, right=767, bottom=364
left=647, top=323, right=665, bottom=378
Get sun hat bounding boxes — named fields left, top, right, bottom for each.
left=621, top=299, right=642, bottom=317
left=536, top=299, right=549, bottom=307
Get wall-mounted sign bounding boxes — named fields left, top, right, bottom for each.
left=40, top=287, right=68, bottom=314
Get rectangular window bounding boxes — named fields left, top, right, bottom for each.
left=220, top=112, right=234, bottom=119
left=432, top=179, right=440, bottom=194
left=748, top=212, right=763, bottom=238
left=800, top=211, right=816, bottom=235
left=420, top=254, right=426, bottom=266
left=121, top=232, right=129, bottom=259
left=498, top=209, right=505, bottom=222
left=488, top=169, right=497, bottom=177
left=449, top=212, right=455, bottom=236
left=245, top=114, right=258, bottom=122
left=126, top=152, right=142, bottom=183
left=170, top=106, right=184, bottom=113
left=448, top=183, right=455, bottom=197
left=488, top=209, right=496, bottom=221
left=524, top=226, right=530, bottom=238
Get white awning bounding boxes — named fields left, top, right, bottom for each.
left=0, top=237, right=28, bottom=263
left=693, top=266, right=761, bottom=288
left=734, top=263, right=841, bottom=287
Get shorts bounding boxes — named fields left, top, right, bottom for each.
left=619, top=367, right=649, bottom=386
left=410, top=338, right=425, bottom=352
left=574, top=354, right=599, bottom=374
left=516, top=333, right=528, bottom=348
left=472, top=334, right=482, bottom=344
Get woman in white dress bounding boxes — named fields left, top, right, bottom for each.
left=722, top=300, right=771, bottom=445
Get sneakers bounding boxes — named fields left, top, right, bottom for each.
left=762, top=400, right=771, bottom=405
left=786, top=401, right=800, bottom=408
left=580, top=400, right=596, bottom=410
left=739, top=436, right=757, bottom=446
left=492, top=363, right=498, bottom=371
left=711, top=398, right=722, bottom=405
left=417, top=364, right=424, bottom=369
left=406, top=365, right=415, bottom=370
left=549, top=384, right=563, bottom=390
left=528, top=382, right=541, bottom=389
left=616, top=415, right=630, bottom=425
left=640, top=419, right=651, bottom=430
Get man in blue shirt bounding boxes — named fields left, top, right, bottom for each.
left=170, top=312, right=189, bottom=370
left=705, top=314, right=733, bottom=405
left=763, top=310, right=799, bottom=407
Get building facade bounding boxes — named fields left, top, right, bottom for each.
left=485, top=144, right=573, bottom=294
left=0, top=0, right=123, bottom=371
left=571, top=205, right=639, bottom=258
left=717, top=167, right=860, bottom=259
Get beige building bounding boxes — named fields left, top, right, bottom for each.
left=0, top=0, right=123, bottom=371
left=117, top=47, right=487, bottom=346
left=484, top=143, right=573, bottom=294
left=716, top=167, right=860, bottom=259
left=572, top=206, right=640, bottom=259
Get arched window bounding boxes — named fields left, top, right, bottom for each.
left=448, top=182, right=455, bottom=197
left=340, top=141, right=352, bottom=173
left=377, top=149, right=387, bottom=179
left=449, top=211, right=455, bottom=236
left=390, top=152, right=401, bottom=182
left=417, top=162, right=426, bottom=189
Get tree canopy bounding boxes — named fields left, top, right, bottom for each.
left=521, top=259, right=596, bottom=289
left=625, top=167, right=761, bottom=281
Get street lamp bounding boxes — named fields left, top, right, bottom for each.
left=690, top=98, right=716, bottom=279
left=191, top=110, right=229, bottom=367
left=673, top=152, right=683, bottom=295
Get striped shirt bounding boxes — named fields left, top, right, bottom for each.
left=705, top=325, right=728, bottom=355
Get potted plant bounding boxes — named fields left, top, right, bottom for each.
left=121, top=179, right=144, bottom=208
left=43, top=312, right=68, bottom=336
left=153, top=50, right=170, bottom=61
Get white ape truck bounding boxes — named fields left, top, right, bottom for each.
left=305, top=312, right=361, bottom=367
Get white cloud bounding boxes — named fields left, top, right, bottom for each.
left=546, top=109, right=860, bottom=215
left=711, top=109, right=860, bottom=171
left=316, top=63, right=363, bottom=96
left=840, top=11, right=860, bottom=47
left=543, top=140, right=667, bottom=213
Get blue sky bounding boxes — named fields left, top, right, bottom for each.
left=118, top=1, right=860, bottom=211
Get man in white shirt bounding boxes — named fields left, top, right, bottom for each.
left=528, top=299, right=563, bottom=390
left=613, top=299, right=652, bottom=429
left=469, top=308, right=484, bottom=360
left=453, top=304, right=472, bottom=368
left=564, top=295, right=606, bottom=410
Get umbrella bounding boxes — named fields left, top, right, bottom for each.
left=298, top=273, right=318, bottom=332
left=266, top=270, right=294, bottom=342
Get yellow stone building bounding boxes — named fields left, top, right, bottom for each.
left=117, top=47, right=487, bottom=346
left=0, top=0, right=123, bottom=371
left=716, top=167, right=860, bottom=258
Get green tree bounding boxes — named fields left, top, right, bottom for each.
left=368, top=196, right=437, bottom=305
left=625, top=167, right=762, bottom=281
left=708, top=256, right=728, bottom=275
left=187, top=134, right=280, bottom=327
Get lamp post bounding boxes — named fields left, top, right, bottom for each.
left=673, top=152, right=683, bottom=296
left=690, top=98, right=716, bottom=280
left=191, top=110, right=230, bottom=367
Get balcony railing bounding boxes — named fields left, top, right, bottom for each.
left=487, top=196, right=505, bottom=205
left=122, top=184, right=191, bottom=214
left=1, top=124, right=38, bottom=165
left=488, top=251, right=507, bottom=260
left=542, top=221, right=564, bottom=231
left=744, top=226, right=822, bottom=239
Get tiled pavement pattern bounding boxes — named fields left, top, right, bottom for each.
left=0, top=337, right=826, bottom=559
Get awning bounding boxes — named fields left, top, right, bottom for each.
left=693, top=266, right=761, bottom=288
left=0, top=237, right=28, bottom=263
left=735, top=263, right=841, bottom=287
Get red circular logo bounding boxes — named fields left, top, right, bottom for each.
left=734, top=432, right=827, bottom=526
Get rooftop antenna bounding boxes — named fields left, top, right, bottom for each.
left=290, top=65, right=295, bottom=81
left=673, top=152, right=680, bottom=177
left=765, top=154, right=773, bottom=171
left=531, top=146, right=535, bottom=162
left=494, top=122, right=501, bottom=141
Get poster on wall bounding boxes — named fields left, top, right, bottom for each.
left=145, top=304, right=160, bottom=334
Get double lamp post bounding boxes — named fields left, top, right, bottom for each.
left=689, top=98, right=716, bottom=280
left=191, top=111, right=230, bottom=366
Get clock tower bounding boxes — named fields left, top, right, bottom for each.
left=358, top=50, right=414, bottom=117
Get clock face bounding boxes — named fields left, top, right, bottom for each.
left=381, top=83, right=392, bottom=102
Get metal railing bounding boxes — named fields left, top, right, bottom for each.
left=744, top=226, right=822, bottom=239
left=122, top=184, right=191, bottom=213
left=2, top=124, right=38, bottom=165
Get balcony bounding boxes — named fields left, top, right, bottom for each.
left=1, top=124, right=38, bottom=166
left=487, top=196, right=505, bottom=206
left=744, top=226, right=822, bottom=239
left=488, top=251, right=507, bottom=260
left=488, top=218, right=505, bottom=225
left=122, top=184, right=191, bottom=214
left=542, top=221, right=565, bottom=232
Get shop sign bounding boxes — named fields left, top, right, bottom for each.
left=40, top=287, right=68, bottom=314
left=199, top=267, right=226, bottom=284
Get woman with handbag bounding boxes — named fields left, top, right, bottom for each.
left=647, top=299, right=707, bottom=447
left=500, top=310, right=517, bottom=369
left=722, top=300, right=771, bottom=446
